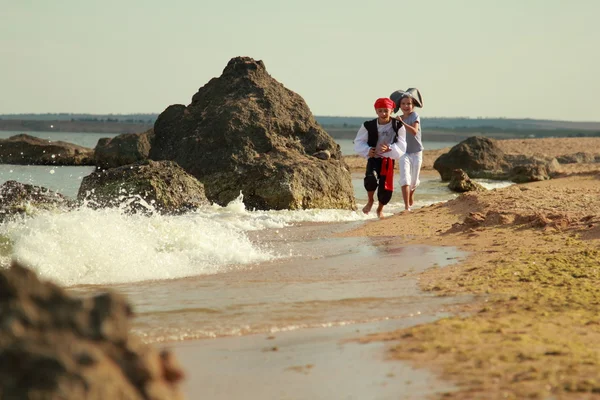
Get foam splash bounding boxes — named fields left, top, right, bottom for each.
left=0, top=195, right=369, bottom=286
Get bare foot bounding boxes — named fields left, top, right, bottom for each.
left=377, top=210, right=385, bottom=219
left=409, top=190, right=415, bottom=207
left=362, top=200, right=374, bottom=214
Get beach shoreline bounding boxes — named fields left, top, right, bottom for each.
left=160, top=137, right=600, bottom=399
left=336, top=138, right=600, bottom=398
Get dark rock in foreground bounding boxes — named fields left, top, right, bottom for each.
left=94, top=129, right=154, bottom=169
left=434, top=136, right=559, bottom=183
left=149, top=56, right=356, bottom=211
left=0, top=180, right=75, bottom=223
left=78, top=160, right=209, bottom=214
left=0, top=134, right=94, bottom=165
left=0, top=262, right=185, bottom=399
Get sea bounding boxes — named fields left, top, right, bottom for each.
left=0, top=130, right=512, bottom=344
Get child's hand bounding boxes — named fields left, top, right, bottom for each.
left=378, top=144, right=391, bottom=154
left=368, top=147, right=377, bottom=157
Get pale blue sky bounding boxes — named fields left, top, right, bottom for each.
left=1, top=0, right=598, bottom=121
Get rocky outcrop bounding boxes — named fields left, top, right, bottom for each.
left=77, top=160, right=209, bottom=214
left=0, top=180, right=75, bottom=223
left=434, top=136, right=559, bottom=183
left=0, top=262, right=185, bottom=399
left=448, top=169, right=487, bottom=193
left=0, top=134, right=94, bottom=165
left=556, top=152, right=597, bottom=164
left=94, top=129, right=154, bottom=169
left=505, top=154, right=560, bottom=183
left=149, top=56, right=355, bottom=211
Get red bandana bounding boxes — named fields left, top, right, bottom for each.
left=374, top=98, right=395, bottom=110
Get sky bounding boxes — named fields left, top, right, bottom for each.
left=1, top=0, right=599, bottom=121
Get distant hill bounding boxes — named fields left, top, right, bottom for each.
left=0, top=113, right=158, bottom=123
left=315, top=116, right=600, bottom=131
left=1, top=114, right=599, bottom=141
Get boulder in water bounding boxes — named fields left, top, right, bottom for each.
left=78, top=160, right=209, bottom=214
left=0, top=134, right=94, bottom=165
left=149, top=56, right=356, bottom=211
left=0, top=180, right=75, bottom=224
left=94, top=129, right=154, bottom=169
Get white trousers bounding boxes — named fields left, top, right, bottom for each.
left=399, top=152, right=423, bottom=190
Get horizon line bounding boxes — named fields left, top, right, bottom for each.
left=1, top=113, right=600, bottom=124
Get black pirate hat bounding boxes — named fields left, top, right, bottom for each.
left=390, top=88, right=423, bottom=112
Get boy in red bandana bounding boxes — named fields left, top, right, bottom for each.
left=353, top=97, right=406, bottom=219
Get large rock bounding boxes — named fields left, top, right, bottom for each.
left=94, top=129, right=154, bottom=169
left=0, top=262, right=185, bottom=399
left=78, top=160, right=209, bottom=214
left=433, top=136, right=508, bottom=181
left=434, top=136, right=559, bottom=183
left=0, top=134, right=94, bottom=165
left=149, top=56, right=356, bottom=211
left=0, top=180, right=75, bottom=224
left=505, top=154, right=560, bottom=183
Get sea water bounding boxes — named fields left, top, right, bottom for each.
left=0, top=130, right=509, bottom=342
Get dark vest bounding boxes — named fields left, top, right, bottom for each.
left=363, top=119, right=402, bottom=147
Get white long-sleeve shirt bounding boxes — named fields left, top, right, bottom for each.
left=353, top=120, right=406, bottom=159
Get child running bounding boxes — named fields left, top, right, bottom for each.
left=390, top=88, right=424, bottom=212
left=354, top=97, right=406, bottom=219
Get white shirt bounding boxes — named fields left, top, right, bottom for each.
left=353, top=120, right=406, bottom=159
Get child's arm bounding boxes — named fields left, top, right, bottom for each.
left=397, top=115, right=420, bottom=136
left=353, top=125, right=371, bottom=158
left=403, top=120, right=420, bottom=136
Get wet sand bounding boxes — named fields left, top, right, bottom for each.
left=167, top=137, right=600, bottom=399
left=161, top=224, right=474, bottom=399
left=171, top=314, right=459, bottom=400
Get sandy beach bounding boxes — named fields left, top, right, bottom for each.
left=338, top=137, right=600, bottom=398
left=170, top=137, right=600, bottom=399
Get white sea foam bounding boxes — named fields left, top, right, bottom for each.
left=475, top=179, right=515, bottom=190
left=0, top=194, right=372, bottom=287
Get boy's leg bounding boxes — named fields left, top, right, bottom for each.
left=363, top=191, right=375, bottom=214
left=376, top=202, right=385, bottom=219
left=376, top=174, right=393, bottom=218
left=363, top=158, right=379, bottom=214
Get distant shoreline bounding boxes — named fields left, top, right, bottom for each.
left=0, top=119, right=153, bottom=135
left=0, top=119, right=598, bottom=142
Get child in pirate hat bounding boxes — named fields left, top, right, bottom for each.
left=390, top=88, right=424, bottom=212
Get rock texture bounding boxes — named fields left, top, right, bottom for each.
left=0, top=134, right=94, bottom=165
left=433, top=136, right=559, bottom=182
left=0, top=262, right=185, bottom=400
left=77, top=160, right=209, bottom=214
left=448, top=169, right=487, bottom=193
left=0, top=180, right=75, bottom=224
left=94, top=129, right=154, bottom=169
left=149, top=56, right=355, bottom=211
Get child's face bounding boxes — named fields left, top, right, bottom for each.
left=375, top=108, right=392, bottom=120
left=400, top=97, right=414, bottom=114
